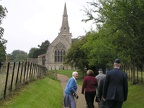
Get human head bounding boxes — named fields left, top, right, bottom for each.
left=86, top=69, right=94, bottom=76
left=72, top=71, right=78, bottom=79
left=98, top=68, right=103, bottom=74
left=114, top=58, right=121, bottom=68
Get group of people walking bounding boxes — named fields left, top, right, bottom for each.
left=64, top=59, right=128, bottom=108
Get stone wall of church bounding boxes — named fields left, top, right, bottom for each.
left=38, top=54, right=46, bottom=66
left=27, top=58, right=38, bottom=64
left=47, top=63, right=72, bottom=70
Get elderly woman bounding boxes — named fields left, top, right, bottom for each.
left=81, top=69, right=98, bottom=108
left=64, top=71, right=78, bottom=108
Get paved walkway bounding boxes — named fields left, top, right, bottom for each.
left=57, top=74, right=98, bottom=108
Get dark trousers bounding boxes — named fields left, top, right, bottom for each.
left=85, top=91, right=96, bottom=108
left=98, top=100, right=106, bottom=108
left=106, top=100, right=123, bottom=108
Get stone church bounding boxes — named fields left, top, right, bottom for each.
left=38, top=3, right=72, bottom=70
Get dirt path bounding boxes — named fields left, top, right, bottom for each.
left=57, top=74, right=98, bottom=108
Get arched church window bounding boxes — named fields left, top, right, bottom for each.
left=54, top=43, right=66, bottom=63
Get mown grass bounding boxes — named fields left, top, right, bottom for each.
left=123, top=82, right=144, bottom=108
left=0, top=76, right=63, bottom=108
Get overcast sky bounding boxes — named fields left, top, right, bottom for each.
left=1, top=0, right=94, bottom=54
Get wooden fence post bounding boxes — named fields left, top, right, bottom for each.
left=23, top=62, right=27, bottom=83
left=20, top=62, right=24, bottom=84
left=4, top=62, right=10, bottom=99
left=10, top=62, right=16, bottom=92
left=26, top=62, right=30, bottom=82
left=15, top=62, right=20, bottom=88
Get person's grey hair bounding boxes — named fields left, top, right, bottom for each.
left=72, top=71, right=78, bottom=76
left=98, top=70, right=103, bottom=74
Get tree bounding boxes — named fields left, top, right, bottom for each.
left=65, top=37, right=88, bottom=70
left=83, top=0, right=144, bottom=64
left=38, top=40, right=50, bottom=54
left=0, top=43, right=6, bottom=62
left=8, top=50, right=28, bottom=62
left=28, top=40, right=50, bottom=58
left=28, top=48, right=39, bottom=58
left=0, top=5, right=7, bottom=62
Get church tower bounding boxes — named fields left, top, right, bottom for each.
left=61, top=3, right=69, bottom=32
left=43, top=3, right=72, bottom=70
left=59, top=3, right=72, bottom=44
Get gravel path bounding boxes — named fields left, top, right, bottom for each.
left=57, top=74, right=98, bottom=108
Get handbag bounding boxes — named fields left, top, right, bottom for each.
left=74, top=93, right=79, bottom=99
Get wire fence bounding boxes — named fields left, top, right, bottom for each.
left=0, top=61, right=48, bottom=100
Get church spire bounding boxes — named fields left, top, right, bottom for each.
left=60, top=3, right=70, bottom=33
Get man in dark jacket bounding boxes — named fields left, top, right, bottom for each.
left=103, top=59, right=128, bottom=108
left=98, top=77, right=106, bottom=108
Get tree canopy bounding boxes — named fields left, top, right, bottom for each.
left=65, top=0, right=144, bottom=71
left=28, top=40, right=50, bottom=58
left=0, top=5, right=7, bottom=62
left=8, top=50, right=28, bottom=62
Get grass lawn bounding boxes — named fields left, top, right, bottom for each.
left=123, top=82, right=144, bottom=108
left=0, top=76, right=63, bottom=108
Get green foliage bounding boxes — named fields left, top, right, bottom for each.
left=0, top=77, right=63, bottom=108
left=81, top=0, right=144, bottom=66
left=0, top=43, right=6, bottom=62
left=65, top=36, right=88, bottom=70
left=0, top=5, right=7, bottom=38
left=98, top=0, right=144, bottom=64
left=0, top=5, right=7, bottom=62
left=65, top=0, right=144, bottom=71
left=28, top=40, right=50, bottom=58
left=8, top=50, right=28, bottom=62
left=38, top=40, right=50, bottom=53
left=28, top=47, right=39, bottom=58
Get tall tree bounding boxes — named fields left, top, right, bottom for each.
left=28, top=40, right=50, bottom=58
left=83, top=0, right=144, bottom=64
left=8, top=50, right=28, bottom=62
left=38, top=40, right=50, bottom=54
left=0, top=5, right=7, bottom=62
left=65, top=37, right=88, bottom=70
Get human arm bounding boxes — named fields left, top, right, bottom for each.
left=68, top=78, right=77, bottom=94
left=81, top=78, right=86, bottom=94
left=98, top=78, right=104, bottom=100
left=103, top=75, right=109, bottom=99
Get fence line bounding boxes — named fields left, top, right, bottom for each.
left=0, top=61, right=48, bottom=100
left=121, top=64, right=144, bottom=85
left=0, top=62, right=143, bottom=99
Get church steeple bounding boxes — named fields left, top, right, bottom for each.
left=60, top=3, right=70, bottom=33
